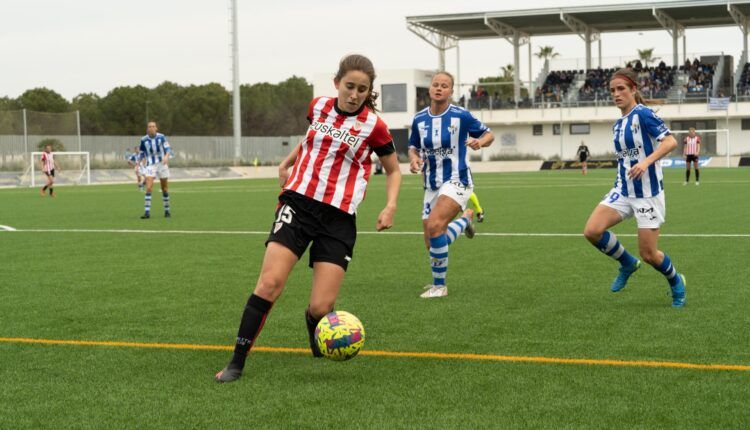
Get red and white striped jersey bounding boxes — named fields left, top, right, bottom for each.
left=41, top=152, right=55, bottom=173
left=683, top=135, right=701, bottom=155
left=284, top=97, right=393, bottom=214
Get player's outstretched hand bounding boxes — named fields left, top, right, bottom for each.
left=467, top=138, right=481, bottom=150
left=409, top=158, right=423, bottom=174
left=376, top=206, right=395, bottom=231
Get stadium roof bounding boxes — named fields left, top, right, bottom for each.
left=406, top=0, right=750, bottom=39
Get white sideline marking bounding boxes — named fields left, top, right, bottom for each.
left=0, top=225, right=16, bottom=231
left=2, top=228, right=750, bottom=238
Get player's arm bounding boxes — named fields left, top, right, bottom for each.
left=407, top=121, right=423, bottom=174
left=376, top=147, right=401, bottom=232
left=408, top=147, right=423, bottom=173
left=139, top=142, right=149, bottom=167
left=278, top=142, right=302, bottom=188
left=628, top=134, right=677, bottom=180
left=465, top=111, right=494, bottom=150
left=466, top=130, right=494, bottom=150
left=696, top=136, right=701, bottom=155
left=39, top=155, right=45, bottom=172
left=162, top=142, right=171, bottom=165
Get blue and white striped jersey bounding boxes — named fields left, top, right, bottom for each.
left=127, top=153, right=139, bottom=164
left=409, top=104, right=489, bottom=191
left=139, top=133, right=171, bottom=165
left=612, top=104, right=670, bottom=198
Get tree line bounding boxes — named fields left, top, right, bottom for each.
left=0, top=76, right=312, bottom=136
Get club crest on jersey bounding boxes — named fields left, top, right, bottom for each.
left=352, top=121, right=363, bottom=133
left=309, top=120, right=364, bottom=148
left=448, top=124, right=458, bottom=135
left=631, top=123, right=640, bottom=135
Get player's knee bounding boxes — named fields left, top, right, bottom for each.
left=426, top=218, right=446, bottom=237
left=583, top=225, right=602, bottom=244
left=255, top=274, right=285, bottom=298
left=308, top=301, right=333, bottom=319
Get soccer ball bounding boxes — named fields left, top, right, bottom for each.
left=314, top=311, right=366, bottom=361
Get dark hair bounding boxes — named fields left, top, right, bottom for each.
left=433, top=71, right=455, bottom=88
left=334, top=54, right=378, bottom=112
left=610, top=68, right=646, bottom=105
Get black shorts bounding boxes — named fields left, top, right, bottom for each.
left=686, top=154, right=699, bottom=163
left=45, top=169, right=55, bottom=177
left=266, top=190, right=356, bottom=271
left=579, top=155, right=588, bottom=162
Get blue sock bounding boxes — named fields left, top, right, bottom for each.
left=653, top=254, right=680, bottom=287
left=163, top=192, right=170, bottom=212
left=594, top=231, right=637, bottom=267
left=445, top=217, right=469, bottom=245
left=144, top=193, right=151, bottom=214
left=429, top=235, right=449, bottom=286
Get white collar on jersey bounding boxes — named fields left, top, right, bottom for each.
left=427, top=103, right=454, bottom=118
left=618, top=103, right=646, bottom=119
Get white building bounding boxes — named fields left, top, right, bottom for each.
left=313, top=68, right=747, bottom=165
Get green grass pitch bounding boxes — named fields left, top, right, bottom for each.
left=1, top=168, right=749, bottom=428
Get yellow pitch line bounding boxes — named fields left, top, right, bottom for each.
left=1, top=337, right=749, bottom=372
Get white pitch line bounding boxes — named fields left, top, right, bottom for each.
left=2, top=228, right=750, bottom=238
left=0, top=225, right=17, bottom=231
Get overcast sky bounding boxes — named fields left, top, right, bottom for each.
left=1, top=0, right=746, bottom=99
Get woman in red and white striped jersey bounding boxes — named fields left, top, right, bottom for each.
left=216, top=54, right=402, bottom=383
left=683, top=127, right=701, bottom=185
left=39, top=144, right=59, bottom=197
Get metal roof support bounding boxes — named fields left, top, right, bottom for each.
left=484, top=18, right=529, bottom=104
left=653, top=8, right=685, bottom=67
left=407, top=21, right=458, bottom=71
left=728, top=4, right=749, bottom=63
left=560, top=13, right=600, bottom=70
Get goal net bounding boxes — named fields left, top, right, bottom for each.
left=27, top=151, right=90, bottom=187
left=669, top=129, right=731, bottom=167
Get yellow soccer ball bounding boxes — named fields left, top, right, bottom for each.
left=314, top=311, right=366, bottom=361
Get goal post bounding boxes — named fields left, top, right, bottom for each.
left=670, top=129, right=730, bottom=167
left=29, top=151, right=90, bottom=187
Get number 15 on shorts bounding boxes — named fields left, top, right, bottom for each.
left=273, top=205, right=294, bottom=234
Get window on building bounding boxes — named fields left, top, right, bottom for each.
left=416, top=87, right=430, bottom=111
left=742, top=119, right=750, bottom=130
left=532, top=124, right=543, bottom=136
left=381, top=84, right=407, bottom=112
left=553, top=124, right=561, bottom=135
left=570, top=123, right=591, bottom=135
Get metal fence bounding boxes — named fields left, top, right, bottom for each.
left=0, top=135, right=304, bottom=171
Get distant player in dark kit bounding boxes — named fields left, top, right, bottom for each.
left=576, top=141, right=590, bottom=175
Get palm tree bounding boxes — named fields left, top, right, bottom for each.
left=500, top=64, right=515, bottom=80
left=535, top=46, right=560, bottom=61
left=637, top=48, right=659, bottom=67
left=535, top=46, right=560, bottom=72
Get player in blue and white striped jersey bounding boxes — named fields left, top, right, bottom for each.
left=127, top=146, right=145, bottom=190
left=583, top=68, right=686, bottom=307
left=139, top=121, right=172, bottom=219
left=408, top=71, right=494, bottom=298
